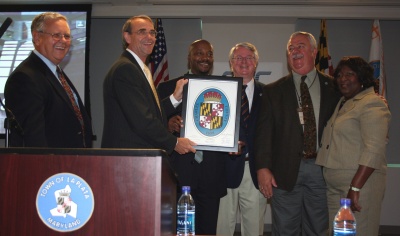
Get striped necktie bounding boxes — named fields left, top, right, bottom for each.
left=241, top=85, right=250, bottom=129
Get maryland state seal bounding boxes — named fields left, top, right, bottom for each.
left=193, top=88, right=230, bottom=137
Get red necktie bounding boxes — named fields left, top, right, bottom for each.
left=57, top=66, right=86, bottom=147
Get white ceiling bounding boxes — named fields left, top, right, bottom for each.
left=114, top=0, right=400, bottom=6
left=1, top=0, right=400, bottom=21
left=2, top=0, right=400, bottom=5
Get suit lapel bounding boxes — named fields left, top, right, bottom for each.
left=284, top=74, right=305, bottom=134
left=122, top=51, right=164, bottom=120
left=123, top=51, right=148, bottom=80
left=30, top=53, right=76, bottom=113
left=249, top=81, right=263, bottom=123
left=317, top=71, right=341, bottom=143
left=318, top=72, right=335, bottom=133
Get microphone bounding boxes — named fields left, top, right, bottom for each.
left=0, top=17, right=13, bottom=39
left=0, top=97, right=24, bottom=135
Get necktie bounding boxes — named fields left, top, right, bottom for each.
left=143, top=65, right=161, bottom=112
left=56, top=66, right=86, bottom=147
left=300, top=75, right=316, bottom=154
left=241, top=85, right=250, bottom=129
left=194, top=151, right=203, bottom=163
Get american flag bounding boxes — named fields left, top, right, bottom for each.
left=315, top=19, right=334, bottom=76
left=148, top=18, right=169, bottom=87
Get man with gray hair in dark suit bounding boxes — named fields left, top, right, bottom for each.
left=255, top=31, right=340, bottom=235
left=5, top=12, right=92, bottom=148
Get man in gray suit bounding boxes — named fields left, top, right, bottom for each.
left=255, top=31, right=340, bottom=235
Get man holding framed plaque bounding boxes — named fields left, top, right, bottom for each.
left=157, top=39, right=227, bottom=235
left=101, top=15, right=195, bottom=155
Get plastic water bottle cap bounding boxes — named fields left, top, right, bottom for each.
left=340, top=198, right=351, bottom=206
left=182, top=186, right=191, bottom=192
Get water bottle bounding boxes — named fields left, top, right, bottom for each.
left=177, top=186, right=195, bottom=235
left=333, top=198, right=356, bottom=236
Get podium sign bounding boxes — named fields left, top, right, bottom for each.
left=0, top=148, right=177, bottom=235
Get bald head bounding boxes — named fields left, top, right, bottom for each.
left=187, top=39, right=214, bottom=75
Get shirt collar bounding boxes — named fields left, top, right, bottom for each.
left=292, top=68, right=317, bottom=85
left=33, top=50, right=58, bottom=76
left=126, top=48, right=146, bottom=70
left=244, top=78, right=255, bottom=91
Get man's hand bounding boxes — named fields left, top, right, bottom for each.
left=174, top=137, right=196, bottom=154
left=168, top=115, right=182, bottom=133
left=229, top=141, right=246, bottom=156
left=173, top=78, right=189, bottom=101
left=257, top=168, right=277, bottom=199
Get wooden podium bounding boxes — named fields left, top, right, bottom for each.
left=0, top=148, right=177, bottom=236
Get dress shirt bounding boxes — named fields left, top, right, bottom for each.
left=33, top=50, right=80, bottom=107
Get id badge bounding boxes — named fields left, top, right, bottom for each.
left=297, top=108, right=304, bottom=125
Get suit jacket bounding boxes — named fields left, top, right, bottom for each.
left=254, top=71, right=340, bottom=191
left=4, top=52, right=92, bottom=148
left=225, top=80, right=264, bottom=189
left=157, top=76, right=183, bottom=120
left=316, top=87, right=391, bottom=173
left=101, top=50, right=177, bottom=153
left=157, top=75, right=227, bottom=198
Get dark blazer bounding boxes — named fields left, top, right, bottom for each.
left=156, top=76, right=183, bottom=120
left=225, top=80, right=264, bottom=189
left=4, top=52, right=92, bottom=148
left=254, top=71, right=340, bottom=191
left=101, top=50, right=177, bottom=153
left=157, top=76, right=227, bottom=198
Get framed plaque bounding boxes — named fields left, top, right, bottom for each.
left=180, top=75, right=242, bottom=152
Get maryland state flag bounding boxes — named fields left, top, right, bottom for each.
left=369, top=19, right=386, bottom=97
left=315, top=19, right=334, bottom=76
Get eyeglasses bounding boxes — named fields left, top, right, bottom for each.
left=232, top=56, right=255, bottom=62
left=39, top=31, right=73, bottom=41
left=135, top=29, right=157, bottom=37
left=335, top=71, right=356, bottom=79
